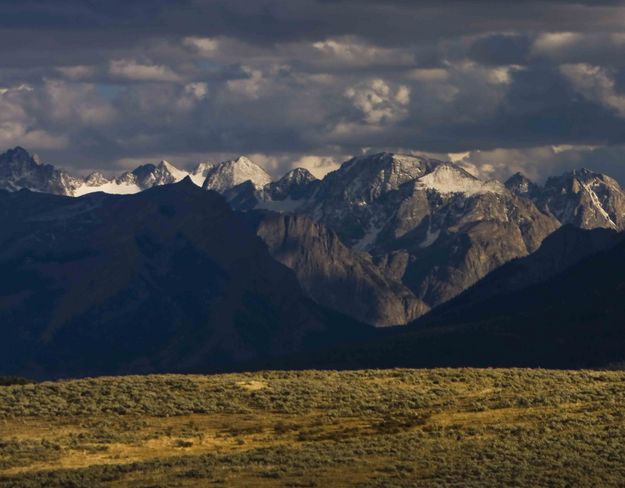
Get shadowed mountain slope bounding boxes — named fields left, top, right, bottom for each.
left=277, top=231, right=625, bottom=370
left=0, top=179, right=370, bottom=379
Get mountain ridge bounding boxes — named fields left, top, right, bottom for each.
left=3, top=146, right=625, bottom=324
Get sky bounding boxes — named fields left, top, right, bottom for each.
left=2, top=0, right=625, bottom=182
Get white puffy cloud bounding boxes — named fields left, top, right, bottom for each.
left=0, top=122, right=68, bottom=150
left=560, top=63, right=625, bottom=116
left=289, top=154, right=343, bottom=178
left=183, top=37, right=221, bottom=56
left=345, top=79, right=410, bottom=125
left=441, top=145, right=625, bottom=184
left=40, top=81, right=116, bottom=125
left=532, top=32, right=583, bottom=57
left=184, top=82, right=209, bottom=99
left=312, top=37, right=414, bottom=68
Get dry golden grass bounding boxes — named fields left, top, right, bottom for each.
left=1, top=368, right=625, bottom=487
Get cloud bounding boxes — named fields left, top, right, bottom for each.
left=560, top=63, right=625, bottom=116
left=226, top=67, right=266, bottom=99
left=56, top=65, right=97, bottom=80
left=289, top=154, right=343, bottom=178
left=184, top=82, right=208, bottom=99
left=468, top=34, right=531, bottom=66
left=109, top=59, right=181, bottom=82
left=0, top=122, right=68, bottom=150
left=311, top=37, right=415, bottom=68
left=345, top=79, right=410, bottom=125
left=449, top=144, right=625, bottom=185
left=2, top=1, right=625, bottom=182
left=183, top=36, right=221, bottom=56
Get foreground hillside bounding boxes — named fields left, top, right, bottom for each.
left=2, top=369, right=625, bottom=487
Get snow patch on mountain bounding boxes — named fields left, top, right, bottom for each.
left=73, top=160, right=188, bottom=196
left=202, top=156, right=272, bottom=193
left=416, top=164, right=506, bottom=196
left=420, top=227, right=441, bottom=248
left=190, top=161, right=214, bottom=186
left=73, top=180, right=142, bottom=196
left=578, top=178, right=617, bottom=229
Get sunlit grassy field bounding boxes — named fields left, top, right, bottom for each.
left=1, top=369, right=625, bottom=487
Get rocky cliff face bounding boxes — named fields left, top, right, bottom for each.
left=425, top=225, right=622, bottom=320
left=507, top=169, right=625, bottom=230
left=0, top=146, right=82, bottom=195
left=296, top=153, right=560, bottom=308
left=251, top=212, right=428, bottom=326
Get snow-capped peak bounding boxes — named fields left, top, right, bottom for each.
left=202, top=156, right=272, bottom=193
left=546, top=168, right=622, bottom=194
left=340, top=152, right=439, bottom=185
left=84, top=172, right=109, bottom=186
left=319, top=152, right=443, bottom=205
left=190, top=161, right=214, bottom=186
left=415, top=164, right=506, bottom=196
left=129, top=160, right=188, bottom=188
left=158, top=160, right=188, bottom=181
left=74, top=160, right=188, bottom=196
left=535, top=168, right=625, bottom=230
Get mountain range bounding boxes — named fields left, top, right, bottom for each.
left=2, top=145, right=625, bottom=376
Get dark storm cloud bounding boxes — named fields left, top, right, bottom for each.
left=1, top=0, right=625, bottom=181
left=468, top=34, right=532, bottom=66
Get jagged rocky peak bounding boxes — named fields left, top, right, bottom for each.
left=318, top=152, right=507, bottom=206
left=202, top=155, right=272, bottom=193
left=74, top=160, right=189, bottom=196
left=350, top=152, right=438, bottom=191
left=156, top=160, right=188, bottom=182
left=414, top=163, right=506, bottom=195
left=266, top=167, right=318, bottom=200
left=190, top=161, right=214, bottom=185
left=1, top=146, right=33, bottom=163
left=505, top=172, right=539, bottom=197
left=0, top=146, right=81, bottom=195
left=280, top=167, right=317, bottom=185
left=115, top=170, right=138, bottom=186
left=545, top=168, right=622, bottom=194
left=84, top=171, right=110, bottom=186
left=315, top=152, right=441, bottom=205
left=192, top=161, right=214, bottom=176
left=0, top=146, right=39, bottom=172
left=538, top=168, right=625, bottom=230
left=129, top=160, right=187, bottom=188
